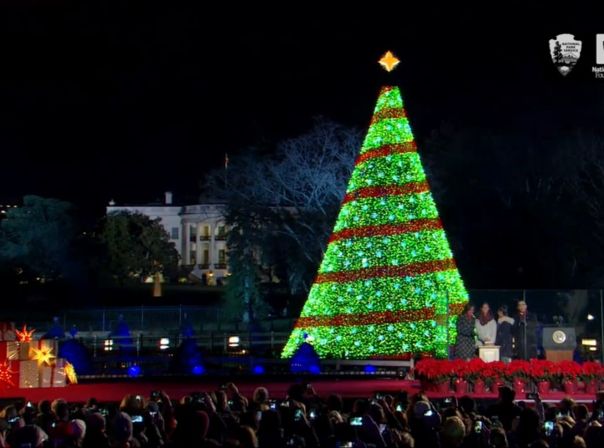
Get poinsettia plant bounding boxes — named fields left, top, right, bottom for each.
left=414, top=358, right=595, bottom=388
left=551, top=360, right=582, bottom=382
left=460, top=358, right=488, bottom=381
left=481, top=361, right=506, bottom=386
left=504, top=360, right=532, bottom=382
left=528, top=359, right=556, bottom=382
left=578, top=361, right=603, bottom=382
left=414, top=358, right=455, bottom=384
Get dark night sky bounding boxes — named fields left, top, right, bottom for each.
left=1, top=2, right=603, bottom=221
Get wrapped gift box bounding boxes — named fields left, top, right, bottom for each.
left=1, top=330, right=16, bottom=342
left=0, top=323, right=16, bottom=342
left=0, top=341, right=20, bottom=361
left=20, top=339, right=59, bottom=361
left=19, top=342, right=31, bottom=361
left=39, top=359, right=66, bottom=388
left=19, top=360, right=40, bottom=388
left=53, top=358, right=67, bottom=387
left=0, top=360, right=19, bottom=389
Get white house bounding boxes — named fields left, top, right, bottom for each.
left=106, top=192, right=229, bottom=282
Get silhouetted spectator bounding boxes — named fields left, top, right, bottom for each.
left=486, top=386, right=522, bottom=431
left=83, top=413, right=109, bottom=448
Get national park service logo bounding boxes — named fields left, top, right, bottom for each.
left=549, top=34, right=582, bottom=76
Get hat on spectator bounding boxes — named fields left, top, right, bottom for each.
left=413, top=400, right=431, bottom=418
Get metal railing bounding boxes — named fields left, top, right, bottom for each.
left=82, top=331, right=291, bottom=358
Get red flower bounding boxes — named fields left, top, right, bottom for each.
left=503, top=360, right=532, bottom=381
left=551, top=360, right=582, bottom=381
left=460, top=358, right=487, bottom=381
left=580, top=361, right=603, bottom=381
left=414, top=358, right=456, bottom=383
left=528, top=360, right=555, bottom=382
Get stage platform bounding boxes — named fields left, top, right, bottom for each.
left=0, top=377, right=597, bottom=404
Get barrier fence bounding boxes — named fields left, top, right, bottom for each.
left=2, top=289, right=603, bottom=364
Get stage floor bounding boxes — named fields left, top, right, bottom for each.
left=0, top=377, right=597, bottom=404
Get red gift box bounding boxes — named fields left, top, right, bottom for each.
left=0, top=360, right=19, bottom=389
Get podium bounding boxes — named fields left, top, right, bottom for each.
left=478, top=345, right=500, bottom=363
left=542, top=327, right=576, bottom=362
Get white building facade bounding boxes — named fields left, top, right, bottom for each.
left=106, top=192, right=229, bottom=282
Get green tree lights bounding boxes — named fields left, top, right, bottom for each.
left=282, top=86, right=468, bottom=359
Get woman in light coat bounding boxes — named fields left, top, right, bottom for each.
left=475, top=302, right=497, bottom=346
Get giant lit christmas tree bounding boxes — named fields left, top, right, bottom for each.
left=282, top=52, right=468, bottom=359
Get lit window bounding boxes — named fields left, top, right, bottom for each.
left=228, top=336, right=240, bottom=347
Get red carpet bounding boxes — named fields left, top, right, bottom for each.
left=0, top=378, right=596, bottom=403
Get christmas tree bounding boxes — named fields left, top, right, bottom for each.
left=282, top=53, right=468, bottom=359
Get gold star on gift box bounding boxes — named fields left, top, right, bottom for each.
left=30, top=346, right=56, bottom=366
left=64, top=362, right=78, bottom=384
left=16, top=325, right=35, bottom=342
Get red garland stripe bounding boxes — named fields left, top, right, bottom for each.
left=316, top=259, right=457, bottom=284
left=355, top=142, right=417, bottom=165
left=342, top=182, right=429, bottom=204
left=294, top=300, right=468, bottom=328
left=370, top=108, right=406, bottom=124
left=329, top=219, right=443, bottom=243
left=296, top=308, right=435, bottom=328
left=448, top=302, right=468, bottom=316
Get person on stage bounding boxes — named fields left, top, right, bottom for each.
left=512, top=300, right=538, bottom=360
left=475, top=302, right=497, bottom=347
left=496, top=305, right=514, bottom=363
left=454, top=303, right=476, bottom=360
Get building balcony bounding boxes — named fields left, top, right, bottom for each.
left=214, top=263, right=228, bottom=270
left=200, top=263, right=211, bottom=269
left=199, top=235, right=211, bottom=241
left=215, top=234, right=227, bottom=241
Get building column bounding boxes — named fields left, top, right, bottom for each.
left=210, top=222, right=216, bottom=268
left=195, top=223, right=202, bottom=266
left=183, top=222, right=190, bottom=265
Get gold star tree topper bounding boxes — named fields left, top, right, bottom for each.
left=30, top=346, right=56, bottom=367
left=378, top=51, right=400, bottom=72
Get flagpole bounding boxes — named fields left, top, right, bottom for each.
left=224, top=153, right=229, bottom=190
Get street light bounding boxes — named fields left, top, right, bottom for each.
left=587, top=314, right=595, bottom=321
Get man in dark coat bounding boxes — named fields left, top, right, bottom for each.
left=512, top=300, right=538, bottom=360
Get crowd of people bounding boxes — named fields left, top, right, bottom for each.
left=454, top=300, right=538, bottom=361
left=1, top=383, right=604, bottom=448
